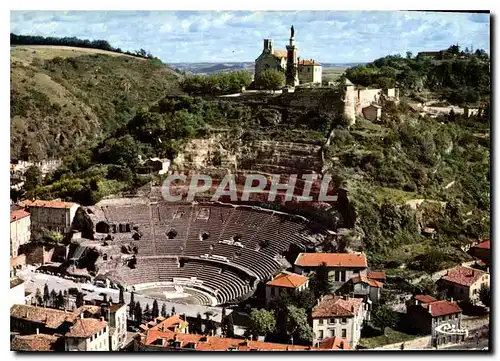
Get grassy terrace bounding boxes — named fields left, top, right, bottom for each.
left=359, top=328, right=421, bottom=349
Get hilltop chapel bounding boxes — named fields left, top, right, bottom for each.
left=254, top=25, right=322, bottom=88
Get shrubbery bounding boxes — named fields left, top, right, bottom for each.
left=180, top=71, right=252, bottom=96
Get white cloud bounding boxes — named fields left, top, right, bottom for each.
left=10, top=10, right=490, bottom=63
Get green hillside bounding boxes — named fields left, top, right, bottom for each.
left=10, top=45, right=182, bottom=160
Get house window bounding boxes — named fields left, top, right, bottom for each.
left=319, top=319, right=324, bottom=325
left=318, top=330, right=324, bottom=340
left=342, top=329, right=347, bottom=338
left=308, top=68, right=310, bottom=72
left=329, top=318, right=335, bottom=324
left=341, top=271, right=346, bottom=282
left=271, top=287, right=275, bottom=296
left=341, top=318, right=347, bottom=324
left=335, top=271, right=340, bottom=282
left=329, top=329, right=335, bottom=337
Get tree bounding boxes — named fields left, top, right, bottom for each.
left=49, top=289, right=57, bottom=308
left=283, top=305, right=312, bottom=344
left=55, top=290, right=65, bottom=309
left=35, top=288, right=42, bottom=306
left=192, top=313, right=203, bottom=334
left=406, top=51, right=413, bottom=59
left=161, top=303, right=167, bottom=318
left=447, top=44, right=461, bottom=55
left=76, top=292, right=84, bottom=308
left=248, top=309, right=276, bottom=339
left=257, top=68, right=285, bottom=91
left=204, top=316, right=216, bottom=336
left=416, top=278, right=437, bottom=297
left=220, top=307, right=228, bottom=336
left=448, top=108, right=456, bottom=122
left=479, top=285, right=490, bottom=307
left=119, top=287, right=125, bottom=304
left=144, top=304, right=151, bottom=320
left=152, top=300, right=159, bottom=319
left=24, top=165, right=42, bottom=194
left=310, top=262, right=333, bottom=297
left=43, top=284, right=50, bottom=306
left=134, top=303, right=143, bottom=325
left=372, top=304, right=396, bottom=331
left=226, top=313, right=235, bottom=338
left=128, top=292, right=136, bottom=319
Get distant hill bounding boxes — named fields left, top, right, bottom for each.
left=169, top=62, right=364, bottom=75
left=11, top=45, right=182, bottom=161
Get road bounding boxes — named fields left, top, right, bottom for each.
left=16, top=266, right=227, bottom=323
left=441, top=338, right=489, bottom=351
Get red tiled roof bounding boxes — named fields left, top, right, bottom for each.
left=318, top=336, right=350, bottom=350
left=76, top=305, right=101, bottom=315
left=414, top=295, right=438, bottom=304
left=11, top=304, right=77, bottom=330
left=312, top=296, right=362, bottom=318
left=350, top=275, right=383, bottom=288
left=143, top=328, right=318, bottom=351
left=298, top=59, right=321, bottom=66
left=422, top=300, right=462, bottom=317
left=66, top=318, right=107, bottom=338
left=295, top=253, right=367, bottom=268
left=473, top=240, right=490, bottom=250
left=272, top=50, right=287, bottom=58
left=367, top=271, right=386, bottom=281
left=22, top=199, right=76, bottom=209
left=10, top=209, right=30, bottom=222
left=11, top=334, right=61, bottom=352
left=266, top=272, right=309, bottom=288
left=440, top=266, right=487, bottom=287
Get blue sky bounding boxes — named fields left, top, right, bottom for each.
left=10, top=11, right=490, bottom=63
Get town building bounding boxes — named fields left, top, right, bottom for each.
left=11, top=333, right=64, bottom=352
left=65, top=317, right=109, bottom=351
left=10, top=209, right=31, bottom=258
left=106, top=303, right=128, bottom=351
left=468, top=240, right=490, bottom=265
left=298, top=59, right=322, bottom=84
left=10, top=278, right=26, bottom=308
left=437, top=266, right=489, bottom=303
left=406, top=295, right=464, bottom=348
left=135, top=315, right=346, bottom=351
left=254, top=26, right=322, bottom=88
left=10, top=304, right=78, bottom=336
left=294, top=252, right=368, bottom=290
left=367, top=271, right=386, bottom=283
left=21, top=199, right=79, bottom=236
left=346, top=275, right=383, bottom=304
left=311, top=295, right=367, bottom=349
left=265, top=271, right=309, bottom=306
left=342, top=78, right=399, bottom=125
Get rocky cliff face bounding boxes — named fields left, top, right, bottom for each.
left=173, top=134, right=323, bottom=176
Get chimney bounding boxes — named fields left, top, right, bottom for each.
left=450, top=297, right=453, bottom=303
left=351, top=306, right=354, bottom=312
left=343, top=295, right=348, bottom=301
left=36, top=328, right=39, bottom=335
left=428, top=304, right=432, bottom=314
left=339, top=341, right=344, bottom=350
